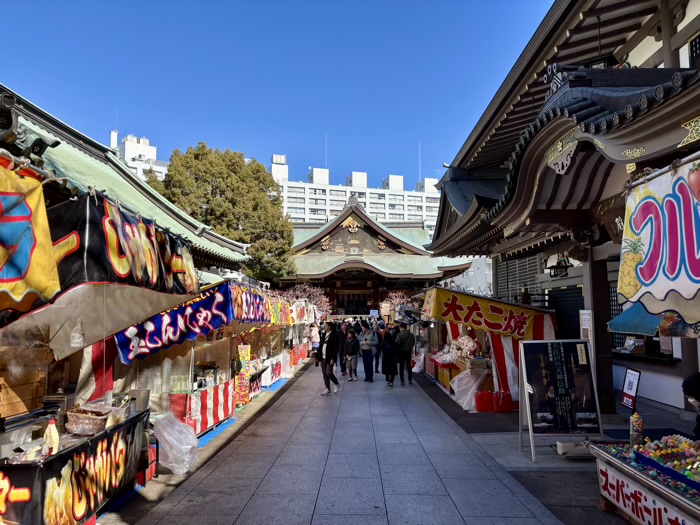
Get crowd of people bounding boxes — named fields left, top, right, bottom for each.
left=310, top=318, right=416, bottom=395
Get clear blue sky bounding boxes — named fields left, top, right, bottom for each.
left=11, top=1, right=552, bottom=189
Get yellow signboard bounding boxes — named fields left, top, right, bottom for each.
left=422, top=288, right=547, bottom=340
left=0, top=164, right=60, bottom=316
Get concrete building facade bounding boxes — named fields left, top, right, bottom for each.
left=271, top=155, right=441, bottom=235
left=110, top=130, right=168, bottom=181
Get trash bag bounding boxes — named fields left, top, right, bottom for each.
left=412, top=351, right=425, bottom=374
left=450, top=370, right=489, bottom=412
left=154, top=412, right=198, bottom=475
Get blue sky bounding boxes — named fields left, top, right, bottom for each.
left=11, top=1, right=552, bottom=189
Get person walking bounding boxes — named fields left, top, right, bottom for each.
left=353, top=318, right=362, bottom=334
left=380, top=324, right=398, bottom=386
left=310, top=323, right=321, bottom=362
left=339, top=322, right=348, bottom=376
left=345, top=329, right=360, bottom=381
left=374, top=321, right=388, bottom=374
left=396, top=322, right=416, bottom=385
left=360, top=321, right=378, bottom=382
left=319, top=322, right=340, bottom=396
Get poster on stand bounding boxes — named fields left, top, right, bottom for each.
left=520, top=340, right=602, bottom=435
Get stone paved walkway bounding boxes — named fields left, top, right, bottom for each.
left=137, top=364, right=562, bottom=525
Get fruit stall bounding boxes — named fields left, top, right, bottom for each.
left=420, top=287, right=555, bottom=412
left=591, top=437, right=700, bottom=524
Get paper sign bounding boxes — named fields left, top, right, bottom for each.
left=621, top=368, right=641, bottom=410
left=576, top=344, right=587, bottom=365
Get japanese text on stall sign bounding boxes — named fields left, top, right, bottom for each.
left=424, top=288, right=538, bottom=339
left=598, top=463, right=691, bottom=525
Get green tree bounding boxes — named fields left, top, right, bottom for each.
left=148, top=142, right=295, bottom=282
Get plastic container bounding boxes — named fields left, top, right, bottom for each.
left=66, top=406, right=110, bottom=435
left=475, top=391, right=494, bottom=412
left=492, top=392, right=513, bottom=412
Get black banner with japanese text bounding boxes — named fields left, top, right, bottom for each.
left=49, top=194, right=199, bottom=297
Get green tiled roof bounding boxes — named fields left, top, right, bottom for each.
left=293, top=228, right=318, bottom=246
left=292, top=253, right=470, bottom=278
left=20, top=117, right=246, bottom=266
left=198, top=270, right=225, bottom=286
left=292, top=207, right=431, bottom=254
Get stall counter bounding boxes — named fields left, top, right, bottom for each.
left=591, top=443, right=700, bottom=524
left=170, top=379, right=235, bottom=436
left=0, top=411, right=149, bottom=525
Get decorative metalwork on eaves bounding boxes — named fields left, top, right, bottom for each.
left=621, top=146, right=646, bottom=159
left=626, top=163, right=637, bottom=174
left=471, top=69, right=699, bottom=246
left=545, top=127, right=578, bottom=164
left=678, top=115, right=700, bottom=148
left=593, top=139, right=606, bottom=150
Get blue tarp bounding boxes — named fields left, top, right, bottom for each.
left=608, top=302, right=663, bottom=336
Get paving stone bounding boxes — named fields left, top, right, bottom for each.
left=461, top=519, right=543, bottom=525
left=234, top=494, right=316, bottom=525
left=275, top=444, right=329, bottom=466
left=385, top=494, right=465, bottom=525
left=324, top=453, right=380, bottom=479
left=427, top=452, right=496, bottom=479
left=256, top=464, right=324, bottom=494
left=168, top=477, right=258, bottom=515
left=374, top=428, right=420, bottom=444
left=334, top=420, right=374, bottom=436
left=376, top=443, right=431, bottom=466
left=312, top=515, right=388, bottom=525
left=315, top=477, right=385, bottom=515
left=209, top=453, right=277, bottom=479
left=330, top=432, right=376, bottom=453
left=443, top=479, right=534, bottom=518
left=380, top=464, right=446, bottom=495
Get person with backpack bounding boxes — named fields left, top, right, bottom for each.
left=359, top=321, right=378, bottom=382
left=345, top=329, right=360, bottom=381
left=395, top=322, right=416, bottom=385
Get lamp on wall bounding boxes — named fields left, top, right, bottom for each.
left=546, top=250, right=573, bottom=278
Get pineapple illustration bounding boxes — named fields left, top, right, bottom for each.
left=619, top=237, right=645, bottom=298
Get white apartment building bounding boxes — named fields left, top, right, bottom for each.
left=271, top=155, right=441, bottom=235
left=110, top=130, right=168, bottom=181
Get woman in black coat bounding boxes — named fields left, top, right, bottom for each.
left=320, top=321, right=340, bottom=396
left=381, top=326, right=399, bottom=386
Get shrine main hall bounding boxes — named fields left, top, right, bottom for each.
left=281, top=198, right=470, bottom=315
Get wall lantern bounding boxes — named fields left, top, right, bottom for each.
left=546, top=250, right=573, bottom=278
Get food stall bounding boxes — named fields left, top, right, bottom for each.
left=420, top=287, right=555, bottom=411
left=591, top=439, right=700, bottom=524
left=597, top=156, right=700, bottom=522
left=0, top=155, right=203, bottom=524
left=113, top=281, right=272, bottom=435
left=260, top=298, right=293, bottom=388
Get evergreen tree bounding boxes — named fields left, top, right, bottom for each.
left=149, top=142, right=295, bottom=282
